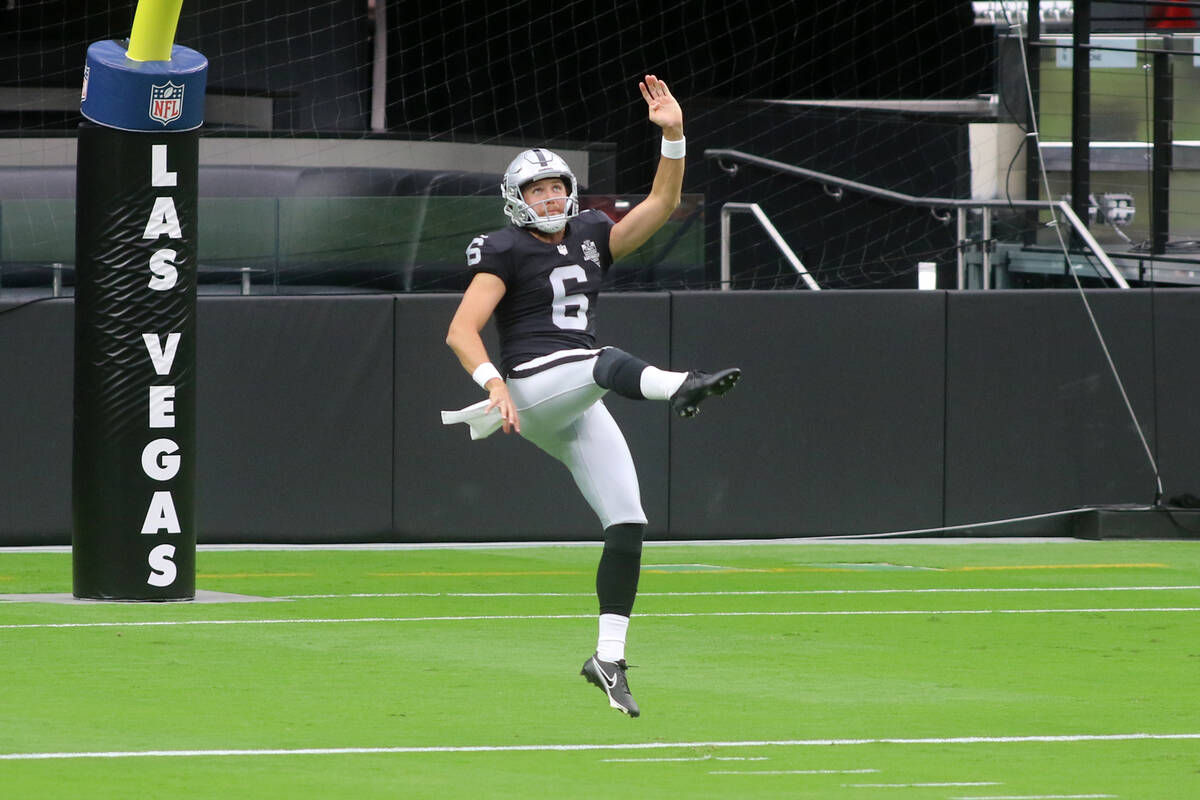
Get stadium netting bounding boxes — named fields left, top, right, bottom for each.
left=1, top=0, right=1005, bottom=294
left=3, top=1, right=1198, bottom=294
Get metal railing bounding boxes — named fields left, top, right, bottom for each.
left=705, top=148, right=1129, bottom=290
left=720, top=202, right=820, bottom=290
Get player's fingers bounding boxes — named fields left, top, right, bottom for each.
left=488, top=395, right=519, bottom=433
left=499, top=405, right=519, bottom=434
left=487, top=398, right=510, bottom=427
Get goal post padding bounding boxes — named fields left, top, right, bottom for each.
left=72, top=10, right=206, bottom=600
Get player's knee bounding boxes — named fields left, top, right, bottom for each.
left=593, top=347, right=649, bottom=400
left=604, top=522, right=644, bottom=556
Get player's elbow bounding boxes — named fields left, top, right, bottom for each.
left=656, top=194, right=681, bottom=230
left=655, top=189, right=681, bottom=216
left=653, top=184, right=681, bottom=209
left=445, top=321, right=467, bottom=353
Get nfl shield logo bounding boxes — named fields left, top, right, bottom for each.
left=149, top=81, right=185, bottom=126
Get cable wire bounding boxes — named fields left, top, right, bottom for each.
left=1004, top=10, right=1164, bottom=504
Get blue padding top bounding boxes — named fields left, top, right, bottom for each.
left=81, top=40, right=208, bottom=132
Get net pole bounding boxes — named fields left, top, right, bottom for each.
left=371, top=0, right=388, bottom=131
left=1023, top=0, right=1041, bottom=246
left=73, top=1, right=207, bottom=600
left=1070, top=0, right=1092, bottom=249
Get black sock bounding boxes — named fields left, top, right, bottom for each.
left=596, top=522, right=644, bottom=616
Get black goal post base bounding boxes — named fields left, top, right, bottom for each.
left=72, top=36, right=206, bottom=600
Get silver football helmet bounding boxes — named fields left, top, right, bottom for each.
left=501, top=148, right=580, bottom=234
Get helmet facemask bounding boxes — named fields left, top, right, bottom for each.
left=502, top=149, right=580, bottom=234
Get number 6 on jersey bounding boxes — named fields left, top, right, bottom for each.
left=549, top=264, right=588, bottom=330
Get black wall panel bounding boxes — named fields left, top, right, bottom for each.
left=668, top=291, right=946, bottom=537
left=944, top=290, right=1159, bottom=525
left=0, top=298, right=73, bottom=544
left=195, top=296, right=395, bottom=542
left=1150, top=291, right=1200, bottom=505
left=5, top=289, right=1198, bottom=545
left=394, top=293, right=671, bottom=541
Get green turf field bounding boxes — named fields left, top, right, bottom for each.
left=2, top=539, right=1199, bottom=799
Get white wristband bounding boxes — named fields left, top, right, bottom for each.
left=661, top=135, right=686, bottom=159
left=472, top=362, right=503, bottom=390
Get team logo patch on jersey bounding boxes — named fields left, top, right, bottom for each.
left=582, top=239, right=600, bottom=265
left=557, top=244, right=569, bottom=256
left=149, top=81, right=185, bottom=126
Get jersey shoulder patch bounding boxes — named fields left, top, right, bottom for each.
left=569, top=210, right=614, bottom=268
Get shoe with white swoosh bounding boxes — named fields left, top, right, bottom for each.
left=581, top=653, right=640, bottom=717
left=669, top=368, right=741, bottom=418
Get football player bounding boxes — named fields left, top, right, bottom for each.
left=444, top=75, right=740, bottom=718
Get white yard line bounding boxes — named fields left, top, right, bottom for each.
left=601, top=755, right=773, bottom=763
left=711, top=768, right=882, bottom=775
left=6, top=586, right=1196, bottom=605
left=950, top=795, right=1117, bottom=800
left=1, top=732, right=1195, bottom=762
left=849, top=786, right=1008, bottom=791
left=4, top=607, right=1200, bottom=630
left=278, top=585, right=1200, bottom=600
left=0, top=536, right=1087, bottom=555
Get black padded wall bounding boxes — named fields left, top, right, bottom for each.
left=668, top=290, right=947, bottom=537
left=3, top=289, right=1196, bottom=545
left=0, top=298, right=73, bottom=544
left=394, top=293, right=671, bottom=541
left=195, top=295, right=395, bottom=542
left=1150, top=290, right=1200, bottom=505
left=944, top=290, right=1159, bottom=525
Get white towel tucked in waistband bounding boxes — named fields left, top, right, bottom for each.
left=440, top=399, right=504, bottom=440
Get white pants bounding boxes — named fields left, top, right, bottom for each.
left=506, top=353, right=647, bottom=530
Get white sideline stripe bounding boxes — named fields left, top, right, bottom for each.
left=0, top=536, right=1086, bottom=554
left=280, top=585, right=1200, bottom=600
left=602, top=755, right=774, bottom=763
left=2, top=733, right=1196, bottom=761
left=712, top=769, right=881, bottom=775
left=851, top=782, right=1001, bottom=788
left=950, top=796, right=1116, bottom=800
left=5, top=607, right=1200, bottom=630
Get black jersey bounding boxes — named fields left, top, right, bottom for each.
left=468, top=209, right=615, bottom=376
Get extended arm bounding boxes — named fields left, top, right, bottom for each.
left=446, top=272, right=520, bottom=433
left=609, top=75, right=685, bottom=262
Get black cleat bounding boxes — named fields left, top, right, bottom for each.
left=670, top=368, right=741, bottom=418
left=581, top=653, right=640, bottom=717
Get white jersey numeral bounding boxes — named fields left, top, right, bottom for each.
left=549, top=264, right=588, bottom=331
left=466, top=236, right=486, bottom=266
